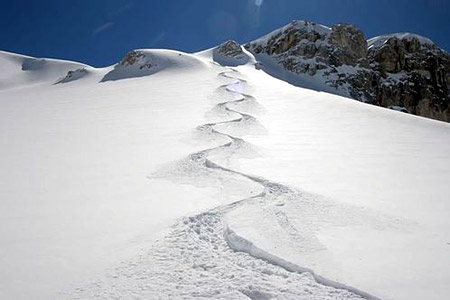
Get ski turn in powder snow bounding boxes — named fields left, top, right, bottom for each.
left=68, top=69, right=379, bottom=299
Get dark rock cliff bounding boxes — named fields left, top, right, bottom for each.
left=244, top=20, right=450, bottom=122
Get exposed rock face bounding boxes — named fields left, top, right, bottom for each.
left=329, top=24, right=368, bottom=65
left=367, top=35, right=450, bottom=121
left=56, top=68, right=88, bottom=84
left=119, top=50, right=155, bottom=70
left=246, top=21, right=332, bottom=76
left=245, top=20, right=450, bottom=122
left=217, top=40, right=244, bottom=58
left=213, top=40, right=252, bottom=67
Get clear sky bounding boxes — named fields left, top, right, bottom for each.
left=1, top=0, right=448, bottom=67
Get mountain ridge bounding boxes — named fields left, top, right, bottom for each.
left=1, top=20, right=449, bottom=122
left=244, top=20, right=450, bottom=122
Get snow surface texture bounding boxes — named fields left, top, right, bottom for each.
left=1, top=46, right=450, bottom=300
left=68, top=70, right=372, bottom=300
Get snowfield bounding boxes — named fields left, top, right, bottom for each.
left=0, top=46, right=449, bottom=300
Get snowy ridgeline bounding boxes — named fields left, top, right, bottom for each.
left=244, top=20, right=450, bottom=122
left=1, top=30, right=450, bottom=300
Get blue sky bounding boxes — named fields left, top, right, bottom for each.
left=1, top=0, right=448, bottom=67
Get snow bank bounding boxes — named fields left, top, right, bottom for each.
left=224, top=227, right=380, bottom=300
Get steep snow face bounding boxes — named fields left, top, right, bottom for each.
left=0, top=50, right=91, bottom=90
left=228, top=65, right=450, bottom=300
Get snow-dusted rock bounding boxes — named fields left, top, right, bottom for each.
left=56, top=68, right=89, bottom=84
left=101, top=49, right=206, bottom=81
left=212, top=40, right=255, bottom=67
left=245, top=20, right=450, bottom=122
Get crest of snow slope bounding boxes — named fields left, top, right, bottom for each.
left=0, top=45, right=449, bottom=300
left=0, top=50, right=92, bottom=90
left=0, top=48, right=246, bottom=299
left=367, top=32, right=435, bottom=49
left=101, top=49, right=206, bottom=81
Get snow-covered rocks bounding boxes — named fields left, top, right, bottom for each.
left=21, top=57, right=47, bottom=71
left=210, top=40, right=255, bottom=67
left=101, top=50, right=159, bottom=81
left=56, top=68, right=89, bottom=84
left=118, top=50, right=154, bottom=68
left=216, top=40, right=244, bottom=58
left=244, top=20, right=450, bottom=122
left=102, top=49, right=206, bottom=81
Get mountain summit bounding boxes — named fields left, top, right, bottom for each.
left=244, top=20, right=450, bottom=122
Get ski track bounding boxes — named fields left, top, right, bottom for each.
left=69, top=68, right=379, bottom=300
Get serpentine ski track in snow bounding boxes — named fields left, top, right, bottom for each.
left=70, top=69, right=379, bottom=300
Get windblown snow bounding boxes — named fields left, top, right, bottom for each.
left=0, top=44, right=449, bottom=300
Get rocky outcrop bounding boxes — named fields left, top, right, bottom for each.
left=244, top=20, right=450, bottom=122
left=119, top=50, right=155, bottom=70
left=329, top=23, right=368, bottom=65
left=213, top=40, right=253, bottom=67
left=56, top=68, right=88, bottom=84
left=216, top=40, right=244, bottom=58
left=367, top=35, right=450, bottom=121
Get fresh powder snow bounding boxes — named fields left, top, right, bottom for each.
left=0, top=43, right=449, bottom=300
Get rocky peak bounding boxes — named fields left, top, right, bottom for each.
left=245, top=20, right=450, bottom=122
left=245, top=20, right=330, bottom=56
left=213, top=40, right=253, bottom=67
left=118, top=50, right=155, bottom=70
left=216, top=40, right=244, bottom=58
left=368, top=34, right=446, bottom=74
left=329, top=23, right=367, bottom=65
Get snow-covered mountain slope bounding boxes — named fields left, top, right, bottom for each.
left=244, top=20, right=450, bottom=122
left=0, top=50, right=93, bottom=90
left=0, top=45, right=449, bottom=300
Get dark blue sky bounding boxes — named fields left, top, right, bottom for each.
left=1, top=0, right=448, bottom=67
